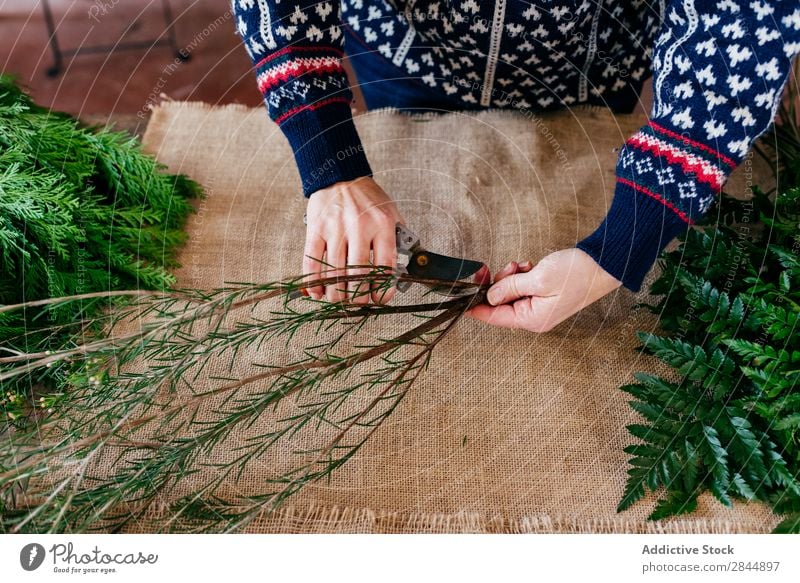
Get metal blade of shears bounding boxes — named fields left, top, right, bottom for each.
left=395, top=224, right=484, bottom=296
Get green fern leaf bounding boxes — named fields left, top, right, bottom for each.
left=700, top=424, right=730, bottom=490
left=772, top=513, right=800, bottom=533
left=648, top=489, right=699, bottom=521
left=775, top=414, right=800, bottom=431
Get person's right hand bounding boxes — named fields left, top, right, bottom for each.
left=304, top=177, right=403, bottom=304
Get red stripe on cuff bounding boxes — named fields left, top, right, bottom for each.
left=617, top=177, right=694, bottom=225
left=254, top=45, right=345, bottom=69
left=648, top=121, right=737, bottom=168
left=627, top=133, right=725, bottom=188
left=258, top=61, right=344, bottom=93
left=274, top=96, right=352, bottom=125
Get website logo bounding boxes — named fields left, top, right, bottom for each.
left=20, top=543, right=46, bottom=571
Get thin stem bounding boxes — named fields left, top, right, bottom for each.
left=1, top=265, right=488, bottom=533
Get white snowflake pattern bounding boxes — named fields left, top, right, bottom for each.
left=233, top=0, right=800, bottom=167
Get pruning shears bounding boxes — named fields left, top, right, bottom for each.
left=292, top=222, right=485, bottom=299
left=394, top=223, right=484, bottom=297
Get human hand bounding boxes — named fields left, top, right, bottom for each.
left=467, top=248, right=622, bottom=332
left=304, top=177, right=404, bottom=304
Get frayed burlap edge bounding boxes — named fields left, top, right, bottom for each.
left=126, top=503, right=778, bottom=534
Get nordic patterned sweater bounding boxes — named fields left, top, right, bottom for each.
left=232, top=0, right=800, bottom=292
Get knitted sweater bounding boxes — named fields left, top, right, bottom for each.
left=233, top=0, right=800, bottom=292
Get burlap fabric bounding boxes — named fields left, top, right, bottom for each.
left=128, top=101, right=779, bottom=533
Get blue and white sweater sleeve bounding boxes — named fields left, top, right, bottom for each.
left=232, top=0, right=372, bottom=196
left=577, top=1, right=800, bottom=292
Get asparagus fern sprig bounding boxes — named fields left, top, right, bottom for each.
left=0, top=268, right=488, bottom=533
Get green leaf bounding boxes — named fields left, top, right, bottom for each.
left=709, top=480, right=733, bottom=507
left=700, top=424, right=731, bottom=490
left=778, top=270, right=791, bottom=293
left=682, top=439, right=700, bottom=494
left=617, top=479, right=646, bottom=513
left=731, top=472, right=757, bottom=501
left=772, top=513, right=800, bottom=534
left=648, top=489, right=699, bottom=521
left=726, top=414, right=769, bottom=482
left=629, top=401, right=669, bottom=424
left=626, top=423, right=672, bottom=445
left=774, top=414, right=800, bottom=431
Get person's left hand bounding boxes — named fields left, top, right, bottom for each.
left=467, top=248, right=622, bottom=332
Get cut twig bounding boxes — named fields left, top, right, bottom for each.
left=0, top=267, right=488, bottom=533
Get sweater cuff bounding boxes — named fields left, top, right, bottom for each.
left=277, top=100, right=373, bottom=197
left=576, top=178, right=692, bottom=293
left=577, top=120, right=739, bottom=292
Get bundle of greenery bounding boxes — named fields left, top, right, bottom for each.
left=617, top=95, right=800, bottom=532
left=0, top=75, right=201, bottom=421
